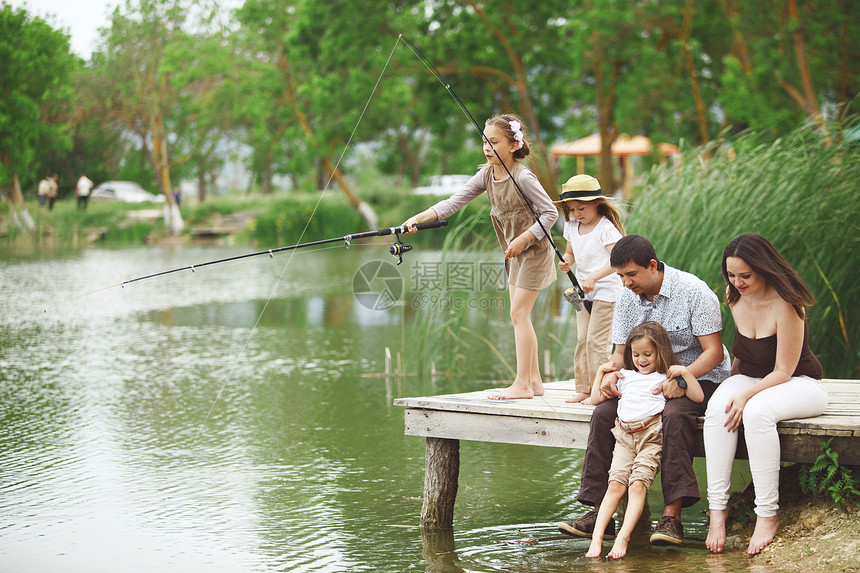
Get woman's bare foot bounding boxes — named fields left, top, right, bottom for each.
left=564, top=392, right=591, bottom=403
left=606, top=534, right=630, bottom=559
left=706, top=509, right=728, bottom=553
left=748, top=515, right=779, bottom=555
left=585, top=536, right=603, bottom=558
left=531, top=379, right=545, bottom=397
left=488, top=377, right=534, bottom=400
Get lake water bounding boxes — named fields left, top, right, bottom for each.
left=1, top=244, right=766, bottom=572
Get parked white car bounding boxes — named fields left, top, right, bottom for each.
left=90, top=181, right=165, bottom=203
left=412, top=174, right=473, bottom=195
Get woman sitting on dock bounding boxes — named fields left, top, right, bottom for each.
left=704, top=233, right=828, bottom=555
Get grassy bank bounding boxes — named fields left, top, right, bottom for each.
left=1, top=186, right=498, bottom=249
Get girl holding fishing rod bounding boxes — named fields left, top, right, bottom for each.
left=403, top=113, right=557, bottom=400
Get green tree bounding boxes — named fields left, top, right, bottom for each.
left=87, top=0, right=194, bottom=233
left=235, top=0, right=422, bottom=226
left=418, top=0, right=575, bottom=195
left=0, top=3, right=77, bottom=227
left=717, top=0, right=859, bottom=134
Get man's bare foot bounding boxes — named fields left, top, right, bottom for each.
left=581, top=397, right=593, bottom=405
left=706, top=509, right=728, bottom=553
left=488, top=377, right=534, bottom=400
left=606, top=534, right=629, bottom=559
left=564, top=392, right=591, bottom=403
left=585, top=536, right=603, bottom=558
left=747, top=515, right=778, bottom=555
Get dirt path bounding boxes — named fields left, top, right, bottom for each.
left=718, top=465, right=860, bottom=571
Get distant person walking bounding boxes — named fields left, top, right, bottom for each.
left=46, top=174, right=58, bottom=211
left=37, top=177, right=51, bottom=209
left=76, top=174, right=94, bottom=210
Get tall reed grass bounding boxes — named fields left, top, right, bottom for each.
left=405, top=200, right=575, bottom=383
left=627, top=123, right=859, bottom=377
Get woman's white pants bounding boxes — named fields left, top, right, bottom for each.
left=704, top=374, right=828, bottom=517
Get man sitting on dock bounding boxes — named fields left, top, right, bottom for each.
left=558, top=235, right=731, bottom=546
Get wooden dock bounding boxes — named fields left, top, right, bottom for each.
left=394, top=379, right=860, bottom=528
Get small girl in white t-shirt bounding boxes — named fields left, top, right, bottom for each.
left=585, top=321, right=704, bottom=559
left=555, top=175, right=625, bottom=403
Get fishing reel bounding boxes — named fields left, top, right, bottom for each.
left=563, top=286, right=584, bottom=312
left=389, top=234, right=413, bottom=265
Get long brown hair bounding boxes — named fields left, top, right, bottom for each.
left=722, top=233, right=814, bottom=319
left=623, top=321, right=679, bottom=373
left=559, top=196, right=626, bottom=235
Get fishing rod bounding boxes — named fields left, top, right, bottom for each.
left=47, top=221, right=448, bottom=311
left=398, top=34, right=586, bottom=311
left=121, top=220, right=447, bottom=286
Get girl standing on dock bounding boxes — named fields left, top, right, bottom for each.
left=555, top=175, right=624, bottom=404
left=705, top=233, right=828, bottom=556
left=403, top=113, right=557, bottom=400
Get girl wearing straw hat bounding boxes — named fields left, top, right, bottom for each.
left=555, top=175, right=625, bottom=403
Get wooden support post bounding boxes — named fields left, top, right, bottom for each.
left=421, top=437, right=459, bottom=529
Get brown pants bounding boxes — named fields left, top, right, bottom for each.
left=577, top=380, right=718, bottom=508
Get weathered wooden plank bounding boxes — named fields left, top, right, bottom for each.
left=395, top=379, right=860, bottom=437
left=404, top=409, right=591, bottom=449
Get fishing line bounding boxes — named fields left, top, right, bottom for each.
left=191, top=39, right=418, bottom=442
left=395, top=35, right=573, bottom=410
left=397, top=34, right=585, bottom=307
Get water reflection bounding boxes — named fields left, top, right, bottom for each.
left=1, top=246, right=769, bottom=572
left=422, top=528, right=463, bottom=573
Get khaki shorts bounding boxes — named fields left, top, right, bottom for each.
left=608, top=415, right=663, bottom=489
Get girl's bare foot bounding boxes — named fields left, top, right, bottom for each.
left=585, top=536, right=603, bottom=558
left=564, top=392, right=591, bottom=403
left=607, top=534, right=630, bottom=559
left=706, top=509, right=728, bottom=553
left=748, top=515, right=779, bottom=555
left=488, top=377, right=534, bottom=400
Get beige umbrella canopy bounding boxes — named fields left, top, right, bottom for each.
left=551, top=134, right=678, bottom=194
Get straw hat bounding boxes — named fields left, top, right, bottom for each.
left=552, top=174, right=603, bottom=204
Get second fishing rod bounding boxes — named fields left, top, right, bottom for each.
left=399, top=35, right=586, bottom=311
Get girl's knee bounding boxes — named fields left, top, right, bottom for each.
left=607, top=480, right=628, bottom=495
left=628, top=480, right=648, bottom=495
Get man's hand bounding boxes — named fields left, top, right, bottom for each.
left=598, top=366, right=623, bottom=400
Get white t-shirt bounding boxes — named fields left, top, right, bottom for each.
left=562, top=215, right=623, bottom=302
left=616, top=369, right=666, bottom=422
left=76, top=176, right=94, bottom=197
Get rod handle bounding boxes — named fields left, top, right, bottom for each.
left=414, top=220, right=448, bottom=231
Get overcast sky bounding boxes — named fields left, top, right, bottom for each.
left=7, top=0, right=116, bottom=58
